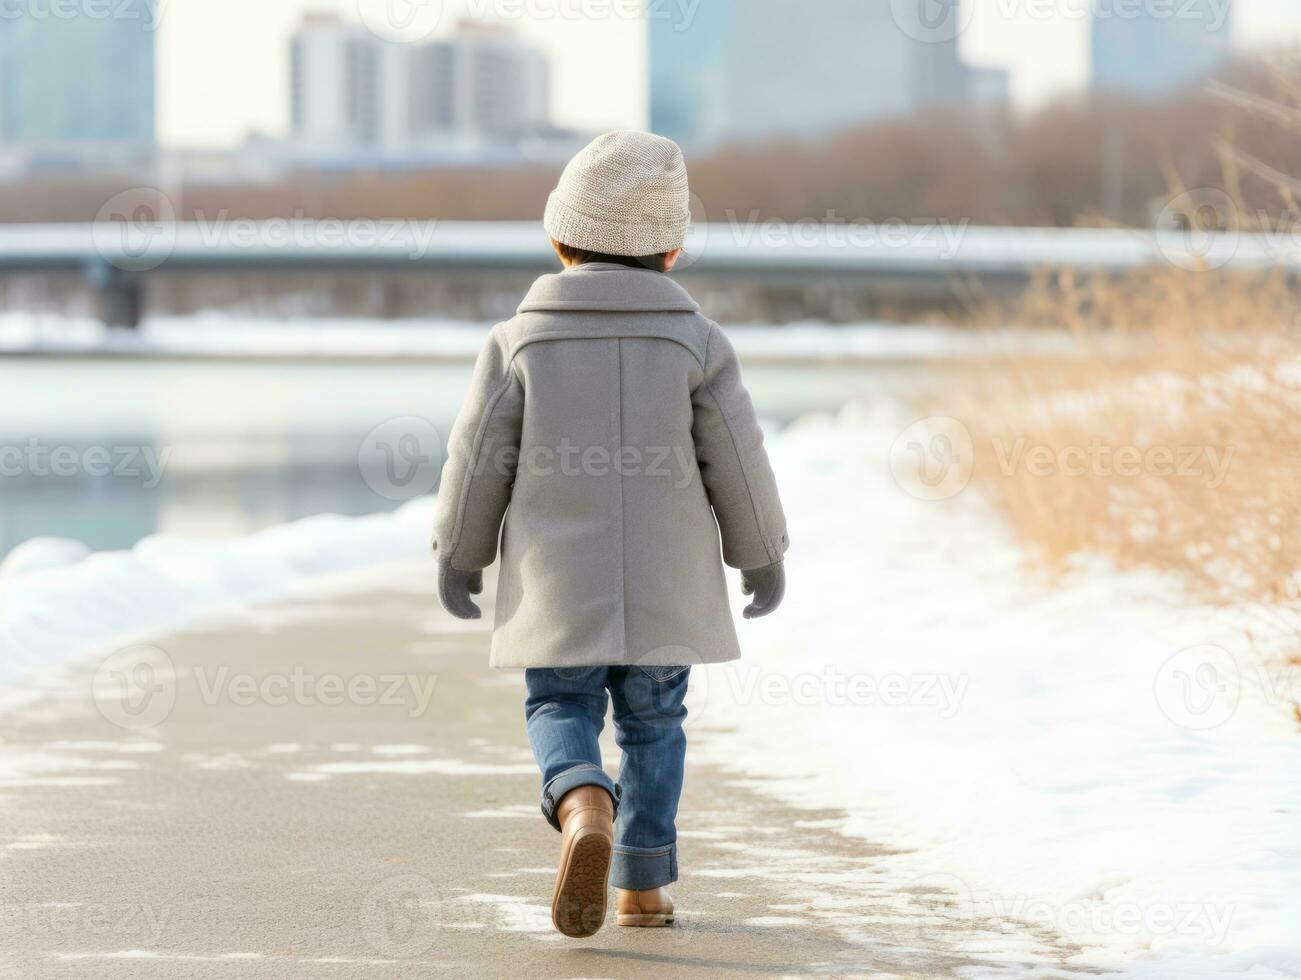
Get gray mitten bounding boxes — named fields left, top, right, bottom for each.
left=740, top=561, right=785, bottom=619
left=438, top=557, right=483, bottom=620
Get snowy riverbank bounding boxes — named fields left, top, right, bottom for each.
left=0, top=501, right=435, bottom=693
left=707, top=406, right=1300, bottom=977
left=1, top=406, right=1295, bottom=976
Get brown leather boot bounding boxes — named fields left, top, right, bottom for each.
left=616, top=887, right=675, bottom=927
left=550, top=785, right=615, bottom=938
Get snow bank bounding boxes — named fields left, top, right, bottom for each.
left=0, top=499, right=435, bottom=690
left=694, top=406, right=1300, bottom=977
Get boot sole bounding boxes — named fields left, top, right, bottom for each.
left=616, top=912, right=675, bottom=927
left=551, top=827, right=611, bottom=938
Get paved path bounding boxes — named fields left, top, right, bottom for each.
left=0, top=562, right=1086, bottom=978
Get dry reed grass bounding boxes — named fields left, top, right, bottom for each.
left=959, top=267, right=1298, bottom=625
left=947, top=59, right=1301, bottom=663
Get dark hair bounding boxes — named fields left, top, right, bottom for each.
left=552, top=240, right=671, bottom=272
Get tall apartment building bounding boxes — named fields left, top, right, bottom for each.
left=648, top=0, right=734, bottom=153
left=290, top=14, right=382, bottom=148
left=290, top=16, right=550, bottom=150
left=457, top=23, right=549, bottom=139
left=0, top=0, right=156, bottom=146
left=650, top=0, right=971, bottom=149
left=1091, top=0, right=1233, bottom=98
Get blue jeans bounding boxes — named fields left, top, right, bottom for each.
left=523, top=665, right=690, bottom=891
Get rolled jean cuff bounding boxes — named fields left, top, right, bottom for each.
left=540, top=763, right=619, bottom=832
left=610, top=841, right=677, bottom=890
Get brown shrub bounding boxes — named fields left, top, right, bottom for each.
left=953, top=265, right=1299, bottom=649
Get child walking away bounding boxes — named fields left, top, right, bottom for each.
left=433, top=131, right=789, bottom=938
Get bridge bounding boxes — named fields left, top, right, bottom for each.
left=0, top=220, right=1291, bottom=327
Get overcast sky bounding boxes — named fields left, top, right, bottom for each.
left=157, top=0, right=1301, bottom=148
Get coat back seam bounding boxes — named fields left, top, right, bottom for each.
left=615, top=337, right=630, bottom=662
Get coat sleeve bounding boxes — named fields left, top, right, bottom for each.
left=691, top=322, right=789, bottom=570
left=432, top=324, right=524, bottom=571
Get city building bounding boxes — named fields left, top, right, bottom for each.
left=290, top=16, right=550, bottom=151
left=649, top=0, right=976, bottom=149
left=1092, top=0, right=1233, bottom=98
left=405, top=25, right=549, bottom=144
left=290, top=13, right=384, bottom=148
left=454, top=23, right=550, bottom=140
left=648, top=0, right=734, bottom=151
left=0, top=0, right=156, bottom=146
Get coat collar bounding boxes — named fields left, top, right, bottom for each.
left=517, top=262, right=700, bottom=314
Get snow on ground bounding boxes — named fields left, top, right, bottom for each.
left=696, top=405, right=1300, bottom=977
left=0, top=499, right=434, bottom=692
left=0, top=403, right=1296, bottom=976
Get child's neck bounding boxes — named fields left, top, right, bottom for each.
left=575, top=255, right=665, bottom=273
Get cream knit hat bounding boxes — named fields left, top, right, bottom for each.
left=544, top=131, right=690, bottom=256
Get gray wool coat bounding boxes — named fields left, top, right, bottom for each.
left=432, top=262, right=789, bottom=668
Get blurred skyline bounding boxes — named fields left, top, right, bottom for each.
left=154, top=0, right=1301, bottom=149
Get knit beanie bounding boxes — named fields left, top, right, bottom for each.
left=544, top=131, right=690, bottom=256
